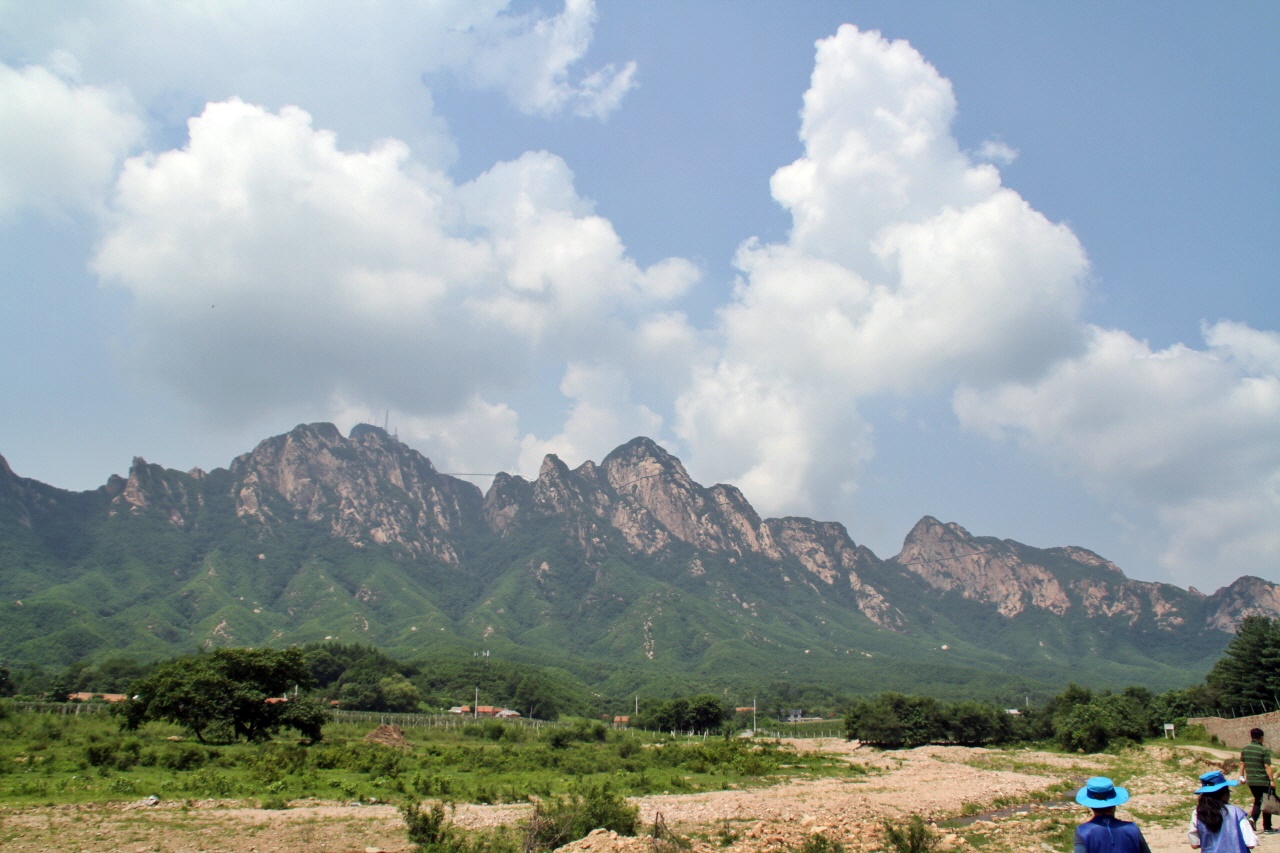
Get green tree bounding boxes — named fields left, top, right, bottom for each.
left=942, top=700, right=1006, bottom=746
left=303, top=647, right=344, bottom=689
left=338, top=678, right=383, bottom=711
left=1149, top=684, right=1217, bottom=727
left=1055, top=693, right=1145, bottom=753
left=1207, top=616, right=1280, bottom=713
left=279, top=697, right=329, bottom=744
left=687, top=694, right=729, bottom=734
left=648, top=698, right=691, bottom=733
left=513, top=675, right=560, bottom=720
left=845, top=693, right=942, bottom=748
left=378, top=674, right=422, bottom=712
left=124, top=647, right=318, bottom=744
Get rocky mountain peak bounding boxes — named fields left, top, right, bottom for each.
left=229, top=421, right=481, bottom=561
left=483, top=472, right=532, bottom=534
left=532, top=454, right=588, bottom=514
left=895, top=515, right=1072, bottom=618
left=1204, top=576, right=1280, bottom=632
left=113, top=456, right=200, bottom=527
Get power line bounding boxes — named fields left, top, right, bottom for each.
left=895, top=547, right=997, bottom=567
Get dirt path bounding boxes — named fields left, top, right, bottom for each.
left=0, top=739, right=1249, bottom=853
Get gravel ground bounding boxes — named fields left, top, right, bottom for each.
left=0, top=739, right=1258, bottom=853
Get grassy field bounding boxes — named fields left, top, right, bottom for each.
left=0, top=703, right=861, bottom=809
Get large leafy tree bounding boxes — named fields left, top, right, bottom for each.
left=844, top=692, right=943, bottom=747
left=123, top=647, right=322, bottom=743
left=687, top=694, right=729, bottom=734
left=636, top=694, right=728, bottom=734
left=944, top=700, right=1008, bottom=746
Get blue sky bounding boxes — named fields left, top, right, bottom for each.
left=1, top=1, right=1277, bottom=593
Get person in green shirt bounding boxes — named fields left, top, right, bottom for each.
left=1239, top=728, right=1276, bottom=834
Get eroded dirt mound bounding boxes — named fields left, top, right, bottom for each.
left=364, top=723, right=412, bottom=747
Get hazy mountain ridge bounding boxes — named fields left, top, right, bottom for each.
left=1, top=422, right=1276, bottom=696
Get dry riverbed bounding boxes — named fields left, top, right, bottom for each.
left=0, top=739, right=1249, bottom=853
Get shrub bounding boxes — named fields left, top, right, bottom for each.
left=523, top=782, right=638, bottom=852
left=795, top=834, right=845, bottom=853
left=152, top=743, right=210, bottom=771
left=85, top=737, right=141, bottom=770
left=880, top=815, right=936, bottom=853
left=544, top=728, right=572, bottom=749
left=401, top=801, right=467, bottom=853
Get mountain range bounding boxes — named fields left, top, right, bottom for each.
left=3, top=422, right=1278, bottom=700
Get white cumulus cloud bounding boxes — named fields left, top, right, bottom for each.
left=674, top=25, right=1088, bottom=518
left=0, top=61, right=142, bottom=218
left=954, top=323, right=1280, bottom=587
left=517, top=363, right=664, bottom=475
left=93, top=99, right=693, bottom=439
left=456, top=0, right=637, bottom=119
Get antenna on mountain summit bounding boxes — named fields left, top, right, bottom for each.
left=380, top=409, right=398, bottom=440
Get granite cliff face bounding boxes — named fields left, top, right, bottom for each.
left=101, top=423, right=1275, bottom=637
left=893, top=516, right=1200, bottom=628
left=2, top=423, right=1278, bottom=686
left=228, top=423, right=483, bottom=562
left=1201, top=576, right=1280, bottom=632
left=469, top=436, right=902, bottom=628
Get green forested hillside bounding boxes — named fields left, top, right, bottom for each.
left=0, top=429, right=1239, bottom=708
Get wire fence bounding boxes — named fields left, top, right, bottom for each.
left=6, top=702, right=848, bottom=739
left=327, top=709, right=548, bottom=730
left=12, top=701, right=115, bottom=716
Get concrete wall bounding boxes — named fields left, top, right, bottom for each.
left=1188, top=710, right=1280, bottom=750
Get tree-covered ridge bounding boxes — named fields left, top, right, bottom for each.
left=1, top=422, right=1274, bottom=706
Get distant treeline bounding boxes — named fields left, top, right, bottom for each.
left=4, top=616, right=1277, bottom=744
left=845, top=615, right=1280, bottom=751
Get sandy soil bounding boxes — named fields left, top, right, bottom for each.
left=0, top=739, right=1260, bottom=853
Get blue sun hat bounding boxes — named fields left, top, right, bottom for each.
left=1194, top=770, right=1238, bottom=794
left=1076, top=777, right=1130, bottom=808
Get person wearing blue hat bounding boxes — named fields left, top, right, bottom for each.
left=1073, top=776, right=1151, bottom=853
left=1188, top=770, right=1257, bottom=851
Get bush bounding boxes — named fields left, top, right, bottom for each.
left=795, top=834, right=845, bottom=853
left=85, top=737, right=141, bottom=770
left=148, top=742, right=210, bottom=771
left=524, top=782, right=638, bottom=852
left=402, top=801, right=466, bottom=853
left=880, top=815, right=936, bottom=853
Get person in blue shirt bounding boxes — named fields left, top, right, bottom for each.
left=1073, top=776, right=1152, bottom=853
left=1187, top=770, right=1257, bottom=852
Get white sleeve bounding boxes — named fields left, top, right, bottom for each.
left=1187, top=811, right=1200, bottom=848
left=1239, top=809, right=1258, bottom=848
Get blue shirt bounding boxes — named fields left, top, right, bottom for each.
left=1189, top=804, right=1256, bottom=853
left=1073, top=814, right=1152, bottom=853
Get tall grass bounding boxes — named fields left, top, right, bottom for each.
left=0, top=709, right=852, bottom=807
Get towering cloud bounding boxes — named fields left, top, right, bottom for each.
left=675, top=26, right=1088, bottom=511
left=0, top=61, right=142, bottom=217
